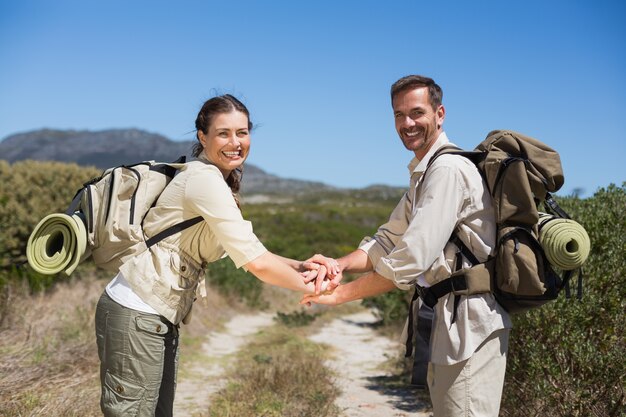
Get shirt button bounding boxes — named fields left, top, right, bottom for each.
left=116, top=385, right=124, bottom=393
left=156, top=325, right=162, bottom=332
left=181, top=265, right=187, bottom=272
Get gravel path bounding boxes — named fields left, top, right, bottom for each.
left=173, top=312, right=275, bottom=416
left=309, top=310, right=432, bottom=417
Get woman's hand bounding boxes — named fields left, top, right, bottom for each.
left=303, top=276, right=331, bottom=295
left=301, top=254, right=343, bottom=294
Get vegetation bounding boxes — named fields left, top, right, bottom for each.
left=0, top=276, right=103, bottom=417
left=0, top=160, right=623, bottom=416
left=0, top=161, right=102, bottom=290
left=500, top=185, right=626, bottom=416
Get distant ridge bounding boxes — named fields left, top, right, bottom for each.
left=0, top=128, right=336, bottom=195
left=0, top=128, right=194, bottom=168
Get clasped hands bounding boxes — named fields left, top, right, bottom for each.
left=299, top=254, right=343, bottom=306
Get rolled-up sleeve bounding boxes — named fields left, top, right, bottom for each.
left=184, top=170, right=267, bottom=268
left=371, top=161, right=468, bottom=289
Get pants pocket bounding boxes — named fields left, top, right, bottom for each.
left=101, top=370, right=145, bottom=417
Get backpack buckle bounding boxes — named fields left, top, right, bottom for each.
left=416, top=285, right=439, bottom=308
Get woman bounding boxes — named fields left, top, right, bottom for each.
left=94, top=94, right=335, bottom=417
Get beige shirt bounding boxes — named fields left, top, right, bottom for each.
left=120, top=156, right=267, bottom=324
left=359, top=132, right=512, bottom=365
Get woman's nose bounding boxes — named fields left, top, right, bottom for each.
left=230, top=134, right=241, bottom=146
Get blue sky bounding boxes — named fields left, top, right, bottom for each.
left=1, top=0, right=624, bottom=197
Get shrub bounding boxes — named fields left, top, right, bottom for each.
left=274, top=310, right=318, bottom=327
left=501, top=184, right=626, bottom=416
left=205, top=257, right=266, bottom=308
left=0, top=160, right=100, bottom=292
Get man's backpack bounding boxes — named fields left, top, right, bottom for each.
left=417, top=130, right=585, bottom=313
left=66, top=157, right=202, bottom=272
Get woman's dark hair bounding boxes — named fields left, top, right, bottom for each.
left=390, top=75, right=443, bottom=111
left=192, top=94, right=253, bottom=208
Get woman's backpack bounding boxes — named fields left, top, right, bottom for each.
left=66, top=157, right=202, bottom=272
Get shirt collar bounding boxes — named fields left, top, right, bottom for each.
left=407, top=131, right=450, bottom=175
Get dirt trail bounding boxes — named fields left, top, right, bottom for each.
left=173, top=312, right=275, bottom=416
left=174, top=309, right=431, bottom=416
left=309, top=310, right=432, bottom=417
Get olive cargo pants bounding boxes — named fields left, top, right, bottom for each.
left=95, top=291, right=179, bottom=417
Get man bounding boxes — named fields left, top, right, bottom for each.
left=302, top=75, right=512, bottom=416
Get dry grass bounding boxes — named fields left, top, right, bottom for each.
left=207, top=325, right=341, bottom=417
left=0, top=275, right=241, bottom=417
left=0, top=275, right=103, bottom=417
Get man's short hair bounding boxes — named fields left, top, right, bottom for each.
left=390, top=75, right=443, bottom=111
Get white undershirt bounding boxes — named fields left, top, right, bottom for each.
left=105, top=271, right=159, bottom=315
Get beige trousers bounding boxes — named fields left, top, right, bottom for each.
left=428, top=328, right=509, bottom=417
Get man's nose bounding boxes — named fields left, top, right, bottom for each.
left=400, top=116, right=415, bottom=128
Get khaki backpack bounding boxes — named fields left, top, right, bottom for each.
left=66, top=157, right=202, bottom=272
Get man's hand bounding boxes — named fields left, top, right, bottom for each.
left=300, top=284, right=342, bottom=306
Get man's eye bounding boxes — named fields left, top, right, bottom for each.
left=410, top=110, right=423, bottom=118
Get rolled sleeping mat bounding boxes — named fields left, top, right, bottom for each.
left=26, top=212, right=89, bottom=276
left=538, top=213, right=591, bottom=271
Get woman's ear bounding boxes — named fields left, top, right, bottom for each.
left=197, top=130, right=207, bottom=148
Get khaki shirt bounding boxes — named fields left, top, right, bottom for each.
left=359, top=132, right=512, bottom=365
left=120, top=156, right=267, bottom=324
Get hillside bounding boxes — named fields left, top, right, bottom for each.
left=0, top=128, right=345, bottom=195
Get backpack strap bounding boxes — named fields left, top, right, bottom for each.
left=66, top=188, right=85, bottom=216
left=544, top=192, right=571, bottom=219
left=405, top=144, right=491, bottom=387
left=145, top=216, right=204, bottom=248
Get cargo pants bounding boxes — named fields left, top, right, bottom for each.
left=95, top=291, right=180, bottom=417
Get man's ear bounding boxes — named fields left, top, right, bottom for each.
left=436, top=104, right=446, bottom=129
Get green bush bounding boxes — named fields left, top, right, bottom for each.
left=501, top=184, right=626, bottom=416
left=205, top=257, right=266, bottom=308
left=0, top=161, right=100, bottom=291
left=274, top=310, right=318, bottom=327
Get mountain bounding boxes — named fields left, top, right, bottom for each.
left=0, top=128, right=340, bottom=195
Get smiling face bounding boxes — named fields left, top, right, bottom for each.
left=198, top=110, right=250, bottom=177
left=392, top=86, right=445, bottom=159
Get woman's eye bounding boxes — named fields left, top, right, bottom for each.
left=218, top=132, right=228, bottom=137
left=237, top=130, right=249, bottom=137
